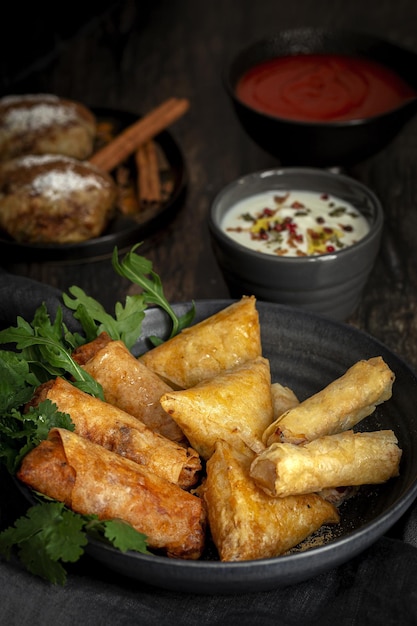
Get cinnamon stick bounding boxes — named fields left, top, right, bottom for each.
left=136, top=140, right=162, bottom=206
left=89, top=97, right=189, bottom=173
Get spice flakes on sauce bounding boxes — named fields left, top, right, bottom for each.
left=221, top=190, right=370, bottom=257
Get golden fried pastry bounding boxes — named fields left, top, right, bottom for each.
left=0, top=154, right=116, bottom=243
left=250, top=429, right=402, bottom=498
left=71, top=332, right=185, bottom=442
left=263, top=357, right=395, bottom=446
left=29, top=377, right=201, bottom=489
left=270, top=382, right=299, bottom=418
left=140, top=296, right=262, bottom=389
left=160, top=356, right=274, bottom=459
left=203, top=440, right=339, bottom=561
left=18, top=428, right=206, bottom=559
left=0, top=94, right=96, bottom=161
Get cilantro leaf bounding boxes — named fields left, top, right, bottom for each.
left=95, top=519, right=150, bottom=553
left=0, top=500, right=149, bottom=584
left=0, top=350, right=40, bottom=414
left=111, top=244, right=195, bottom=345
left=0, top=502, right=87, bottom=585
left=0, top=400, right=74, bottom=474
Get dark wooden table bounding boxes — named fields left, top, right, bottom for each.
left=2, top=0, right=417, bottom=371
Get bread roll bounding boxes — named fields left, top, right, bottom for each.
left=0, top=154, right=116, bottom=243
left=0, top=94, right=96, bottom=161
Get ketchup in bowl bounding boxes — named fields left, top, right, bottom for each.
left=235, top=54, right=417, bottom=122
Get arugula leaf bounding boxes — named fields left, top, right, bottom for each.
left=0, top=501, right=149, bottom=584
left=0, top=304, right=104, bottom=400
left=62, top=286, right=146, bottom=350
left=111, top=244, right=195, bottom=345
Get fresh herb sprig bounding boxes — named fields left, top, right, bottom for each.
left=0, top=243, right=195, bottom=584
left=0, top=303, right=104, bottom=399
left=0, top=501, right=149, bottom=585
left=0, top=399, right=74, bottom=475
left=63, top=244, right=195, bottom=349
left=111, top=244, right=196, bottom=345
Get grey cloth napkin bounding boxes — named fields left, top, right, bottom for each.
left=1, top=269, right=417, bottom=625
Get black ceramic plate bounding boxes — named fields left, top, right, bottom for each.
left=82, top=300, right=417, bottom=594
left=0, top=107, right=187, bottom=263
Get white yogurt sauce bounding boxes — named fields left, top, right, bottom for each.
left=221, top=190, right=370, bottom=257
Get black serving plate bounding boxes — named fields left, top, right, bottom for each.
left=0, top=107, right=187, bottom=263
left=80, top=300, right=417, bottom=594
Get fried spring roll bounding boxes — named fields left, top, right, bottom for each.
left=160, top=356, right=274, bottom=459
left=29, top=377, right=201, bottom=489
left=263, top=357, right=395, bottom=445
left=140, top=296, right=262, bottom=389
left=17, top=428, right=206, bottom=559
left=202, top=440, right=339, bottom=561
left=250, top=430, right=402, bottom=498
left=72, top=332, right=184, bottom=442
left=270, top=382, right=299, bottom=419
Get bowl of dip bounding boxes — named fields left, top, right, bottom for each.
left=225, top=28, right=417, bottom=166
left=209, top=167, right=384, bottom=321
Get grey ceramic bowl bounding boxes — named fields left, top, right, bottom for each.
left=225, top=28, right=417, bottom=166
left=209, top=168, right=384, bottom=321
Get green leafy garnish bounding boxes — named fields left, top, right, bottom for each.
left=0, top=501, right=148, bottom=585
left=62, top=286, right=146, bottom=350
left=111, top=244, right=195, bottom=345
left=0, top=399, right=74, bottom=474
left=0, top=304, right=103, bottom=399
left=0, top=243, right=196, bottom=584
left=0, top=350, right=40, bottom=414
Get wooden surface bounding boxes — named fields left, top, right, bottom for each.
left=2, top=0, right=417, bottom=370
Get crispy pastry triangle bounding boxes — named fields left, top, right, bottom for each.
left=202, top=440, right=339, bottom=561
left=140, top=296, right=261, bottom=389
left=160, top=356, right=274, bottom=459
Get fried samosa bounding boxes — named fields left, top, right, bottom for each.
left=202, top=440, right=339, bottom=561
left=17, top=428, right=206, bottom=559
left=160, top=356, right=274, bottom=459
left=263, top=357, right=395, bottom=446
left=72, top=332, right=184, bottom=442
left=29, top=377, right=201, bottom=489
left=140, top=296, right=262, bottom=389
left=251, top=430, right=402, bottom=498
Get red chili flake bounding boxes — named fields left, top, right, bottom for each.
left=316, top=216, right=325, bottom=224
left=291, top=201, right=305, bottom=209
left=262, top=208, right=274, bottom=217
left=341, top=224, right=353, bottom=232
left=274, top=223, right=285, bottom=232
left=320, top=194, right=329, bottom=200
left=326, top=245, right=336, bottom=253
left=259, top=230, right=269, bottom=240
left=323, top=227, right=333, bottom=234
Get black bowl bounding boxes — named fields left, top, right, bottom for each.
left=86, top=300, right=417, bottom=594
left=225, top=28, right=417, bottom=166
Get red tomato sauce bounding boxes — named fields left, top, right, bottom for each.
left=235, top=54, right=417, bottom=122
